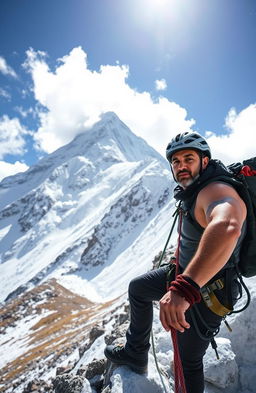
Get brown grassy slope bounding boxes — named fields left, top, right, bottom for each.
left=0, top=279, right=114, bottom=392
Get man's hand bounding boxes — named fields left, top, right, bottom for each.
left=159, top=291, right=190, bottom=333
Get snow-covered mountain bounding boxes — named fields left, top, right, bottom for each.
left=0, top=112, right=175, bottom=303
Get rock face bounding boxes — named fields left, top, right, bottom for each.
left=22, top=379, right=53, bottom=392
left=0, top=268, right=133, bottom=393
left=16, top=309, right=129, bottom=393
left=53, top=374, right=86, bottom=393
left=204, top=338, right=238, bottom=389
left=80, top=181, right=170, bottom=268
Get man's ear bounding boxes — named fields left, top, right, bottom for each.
left=202, top=156, right=209, bottom=169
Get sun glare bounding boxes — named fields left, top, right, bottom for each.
left=152, top=0, right=170, bottom=6
left=143, top=0, right=184, bottom=19
left=148, top=0, right=174, bottom=10
left=131, top=0, right=194, bottom=53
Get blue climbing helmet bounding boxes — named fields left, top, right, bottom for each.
left=166, top=131, right=211, bottom=162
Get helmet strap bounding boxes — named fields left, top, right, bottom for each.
left=170, top=164, right=178, bottom=183
left=199, top=152, right=203, bottom=174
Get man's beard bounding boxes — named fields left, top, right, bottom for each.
left=176, top=171, right=199, bottom=189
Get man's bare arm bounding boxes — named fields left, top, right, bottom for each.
left=183, top=182, right=247, bottom=287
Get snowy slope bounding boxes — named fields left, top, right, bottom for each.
left=0, top=112, right=175, bottom=303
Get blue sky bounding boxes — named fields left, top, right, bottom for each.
left=0, top=0, right=256, bottom=181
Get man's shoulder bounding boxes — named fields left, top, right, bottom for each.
left=199, top=180, right=237, bottom=195
left=196, top=180, right=246, bottom=213
left=197, top=180, right=242, bottom=201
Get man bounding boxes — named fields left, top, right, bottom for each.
left=104, top=132, right=247, bottom=393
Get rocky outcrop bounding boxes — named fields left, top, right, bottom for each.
left=22, top=379, right=53, bottom=392
left=53, top=374, right=86, bottom=393
left=80, top=181, right=170, bottom=269
left=18, top=189, right=54, bottom=232
left=16, top=300, right=130, bottom=393
left=0, top=280, right=111, bottom=393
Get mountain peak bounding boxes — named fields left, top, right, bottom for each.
left=99, top=111, right=120, bottom=122
left=85, top=111, right=166, bottom=164
left=0, top=112, right=168, bottom=210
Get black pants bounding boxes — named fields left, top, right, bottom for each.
left=125, top=266, right=236, bottom=393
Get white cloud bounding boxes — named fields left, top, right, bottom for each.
left=155, top=79, right=167, bottom=91
left=0, top=161, right=29, bottom=182
left=0, top=88, right=11, bottom=101
left=15, top=106, right=35, bottom=118
left=205, top=104, right=256, bottom=165
left=0, top=115, right=28, bottom=159
left=0, top=56, right=17, bottom=78
left=24, top=47, right=194, bottom=156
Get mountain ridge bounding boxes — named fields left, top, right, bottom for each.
left=0, top=112, right=167, bottom=202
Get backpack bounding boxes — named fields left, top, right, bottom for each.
left=227, top=157, right=256, bottom=277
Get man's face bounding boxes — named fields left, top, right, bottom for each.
left=170, top=149, right=209, bottom=188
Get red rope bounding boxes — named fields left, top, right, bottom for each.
left=170, top=208, right=187, bottom=393
left=168, top=275, right=201, bottom=306
left=240, top=165, right=256, bottom=176
left=171, top=328, right=187, bottom=393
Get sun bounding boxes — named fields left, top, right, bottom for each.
left=132, top=0, right=191, bottom=47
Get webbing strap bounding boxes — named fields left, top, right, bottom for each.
left=200, top=281, right=233, bottom=317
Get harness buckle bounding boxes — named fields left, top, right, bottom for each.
left=210, top=278, right=224, bottom=290
left=200, top=286, right=212, bottom=307
left=200, top=278, right=232, bottom=317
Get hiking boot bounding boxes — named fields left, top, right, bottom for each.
left=104, top=344, right=148, bottom=374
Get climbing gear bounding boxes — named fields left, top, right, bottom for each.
left=200, top=279, right=232, bottom=317
left=104, top=344, right=148, bottom=374
left=227, top=158, right=256, bottom=277
left=166, top=131, right=211, bottom=161
left=170, top=326, right=187, bottom=393
left=189, top=306, right=221, bottom=359
left=168, top=274, right=201, bottom=306
left=151, top=330, right=169, bottom=393
left=165, top=260, right=177, bottom=286
left=169, top=207, right=187, bottom=393
left=151, top=203, right=187, bottom=393
left=157, top=203, right=181, bottom=268
left=228, top=265, right=251, bottom=314
left=199, top=268, right=250, bottom=318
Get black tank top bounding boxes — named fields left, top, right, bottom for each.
left=179, top=201, right=247, bottom=270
